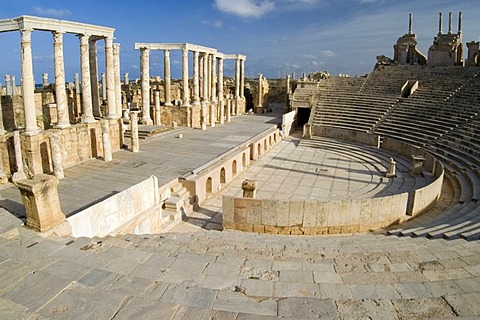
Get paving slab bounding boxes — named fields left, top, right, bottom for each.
left=391, top=297, right=456, bottom=319
left=277, top=297, right=338, bottom=319
left=444, top=292, right=480, bottom=316
left=336, top=299, right=398, bottom=320
left=160, top=284, right=217, bottom=309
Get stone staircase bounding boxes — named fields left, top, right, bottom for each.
left=124, top=125, right=171, bottom=140
left=160, top=182, right=193, bottom=232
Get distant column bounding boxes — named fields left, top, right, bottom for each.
left=210, top=55, right=217, bottom=127
left=285, top=74, right=291, bottom=109
left=226, top=99, right=231, bottom=122
left=105, top=37, right=117, bottom=119
left=181, top=47, right=190, bottom=107
left=193, top=51, right=200, bottom=106
left=199, top=53, right=204, bottom=100
left=42, top=73, right=49, bottom=88
left=0, top=91, right=5, bottom=134
left=130, top=111, right=140, bottom=152
left=218, top=57, right=224, bottom=125
left=154, top=91, right=161, bottom=125
left=79, top=34, right=95, bottom=123
left=240, top=59, right=245, bottom=99
left=164, top=49, right=173, bottom=106
left=202, top=53, right=209, bottom=103
left=234, top=58, right=240, bottom=115
left=140, top=47, right=153, bottom=124
left=257, top=73, right=263, bottom=109
left=21, top=29, right=39, bottom=135
left=101, top=120, right=112, bottom=161
left=11, top=76, right=16, bottom=95
left=101, top=73, right=106, bottom=100
left=124, top=73, right=129, bottom=86
left=448, top=12, right=452, bottom=34
left=458, top=12, right=462, bottom=34
left=408, top=13, right=413, bottom=34
left=50, top=132, right=64, bottom=179
left=438, top=12, right=443, bottom=35
left=5, top=75, right=11, bottom=96
left=89, top=38, right=101, bottom=117
left=113, top=43, right=122, bottom=117
left=53, top=31, right=70, bottom=128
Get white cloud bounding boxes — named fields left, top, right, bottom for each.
left=302, top=54, right=317, bottom=59
left=33, top=7, right=71, bottom=18
left=201, top=19, right=224, bottom=28
left=214, top=0, right=275, bottom=18
left=321, top=50, right=336, bottom=57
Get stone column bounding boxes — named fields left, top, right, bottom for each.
left=285, top=74, right=291, bottom=109
left=50, top=132, right=64, bottom=179
left=130, top=111, right=140, bottom=152
left=12, top=130, right=26, bottom=181
left=438, top=12, right=443, bottom=35
left=210, top=55, right=217, bottom=127
left=5, top=75, right=11, bottom=96
left=154, top=91, right=161, bottom=125
left=140, top=48, right=153, bottom=124
left=408, top=13, right=413, bottom=34
left=448, top=12, right=452, bottom=34
left=52, top=31, right=70, bottom=129
left=0, top=145, right=7, bottom=183
left=124, top=73, right=129, bottom=86
left=207, top=54, right=212, bottom=101
left=42, top=73, right=49, bottom=88
left=79, top=34, right=96, bottom=123
left=14, top=174, right=65, bottom=232
left=226, top=99, right=231, bottom=122
left=458, top=11, right=462, bottom=34
left=192, top=51, right=200, bottom=106
left=101, top=73, right=106, bottom=101
left=74, top=73, right=80, bottom=93
left=101, top=120, right=112, bottom=161
left=202, top=54, right=209, bottom=103
left=113, top=43, right=122, bottom=118
left=201, top=102, right=207, bottom=130
left=0, top=94, right=4, bottom=134
left=199, top=53, right=204, bottom=100
left=240, top=59, right=245, bottom=99
left=105, top=37, right=117, bottom=119
left=89, top=38, right=101, bottom=117
left=20, top=29, right=39, bottom=135
left=234, top=58, right=240, bottom=115
left=164, top=49, right=173, bottom=106
left=181, top=47, right=190, bottom=107
left=257, top=74, right=263, bottom=108
left=218, top=57, right=224, bottom=125
left=11, top=76, right=16, bottom=96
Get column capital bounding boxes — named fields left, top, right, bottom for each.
left=78, top=33, right=90, bottom=44
left=20, top=28, right=33, bottom=42
left=164, top=48, right=170, bottom=55
left=113, top=43, right=120, bottom=54
left=52, top=31, right=65, bottom=42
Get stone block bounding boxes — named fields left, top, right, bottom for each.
left=246, top=202, right=262, bottom=225
left=261, top=200, right=277, bottom=226
left=264, top=225, right=278, bottom=234
left=288, top=200, right=304, bottom=225
left=253, top=225, right=265, bottom=233
left=316, top=201, right=328, bottom=227
left=222, top=196, right=234, bottom=223
left=223, top=221, right=235, bottom=230
left=275, top=200, right=289, bottom=226
left=236, top=223, right=253, bottom=232
left=303, top=200, right=317, bottom=227
left=15, top=174, right=65, bottom=232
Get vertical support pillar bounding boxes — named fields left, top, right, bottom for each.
left=0, top=93, right=5, bottom=134
left=12, top=130, right=26, bottom=181
left=5, top=75, right=11, bottom=96
left=448, top=12, right=452, bottom=34
left=164, top=49, right=173, bottom=106
left=140, top=47, right=153, bottom=125
left=124, top=73, right=129, bottom=86
left=130, top=111, right=140, bottom=152
left=11, top=76, right=16, bottom=96
left=154, top=91, right=161, bottom=125
left=257, top=73, right=263, bottom=111
left=101, top=120, right=112, bottom=161
left=240, top=59, right=245, bottom=99
left=74, top=73, right=80, bottom=93
left=210, top=55, right=216, bottom=127
left=285, top=75, right=291, bottom=110
left=181, top=47, right=190, bottom=107
left=20, top=29, right=39, bottom=135
left=193, top=51, right=200, bottom=106
left=234, top=58, right=240, bottom=115
left=50, top=132, right=64, bottom=179
left=458, top=12, right=462, bottom=34
left=438, top=12, right=443, bottom=35
left=53, top=31, right=70, bottom=129
left=199, top=53, right=204, bottom=100
left=408, top=13, right=413, bottom=34
left=202, top=53, right=209, bottom=103
left=89, top=38, right=101, bottom=117
left=218, top=57, right=224, bottom=125
left=42, top=73, right=49, bottom=88
left=79, top=34, right=96, bottom=123
left=105, top=37, right=117, bottom=119
left=113, top=43, right=122, bottom=118
left=101, top=74, right=106, bottom=101
left=226, top=99, right=231, bottom=123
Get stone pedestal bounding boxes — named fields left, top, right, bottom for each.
left=15, top=174, right=65, bottom=232
left=242, top=179, right=257, bottom=198
left=303, top=123, right=312, bottom=139
left=411, top=155, right=425, bottom=176
left=386, top=158, right=396, bottom=178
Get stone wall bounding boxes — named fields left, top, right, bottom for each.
left=222, top=193, right=409, bottom=235
left=282, top=110, right=297, bottom=138
left=313, top=126, right=380, bottom=147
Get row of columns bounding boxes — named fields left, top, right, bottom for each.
left=138, top=46, right=245, bottom=126
left=19, top=28, right=120, bottom=135
left=2, top=75, right=17, bottom=96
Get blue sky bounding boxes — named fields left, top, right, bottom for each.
left=0, top=0, right=479, bottom=83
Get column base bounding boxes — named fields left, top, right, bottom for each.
left=105, top=114, right=119, bottom=120
left=192, top=100, right=201, bottom=107
left=54, top=123, right=71, bottom=129
left=82, top=116, right=97, bottom=124
left=164, top=102, right=173, bottom=107
left=181, top=102, right=191, bottom=107
left=141, top=119, right=153, bottom=125
left=23, top=127, right=41, bottom=136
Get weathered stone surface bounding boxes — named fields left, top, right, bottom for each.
left=277, top=297, right=338, bottom=319
left=392, top=297, right=456, bottom=319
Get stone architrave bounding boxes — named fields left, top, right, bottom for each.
left=79, top=34, right=96, bottom=123
left=130, top=111, right=140, bottom=152
left=89, top=38, right=101, bottom=117
left=113, top=43, right=122, bottom=118
left=242, top=179, right=257, bottom=198
left=192, top=51, right=200, bottom=106
left=53, top=31, right=70, bottom=129
left=20, top=29, right=40, bottom=135
left=181, top=47, right=190, bottom=107
left=101, top=120, right=112, bottom=162
left=154, top=91, right=161, bottom=126
left=49, top=132, right=64, bottom=179
left=12, top=130, right=26, bottom=182
left=140, top=48, right=153, bottom=125
left=164, top=49, right=173, bottom=106
left=386, top=158, right=396, bottom=178
left=218, top=57, right=224, bottom=125
left=14, top=174, right=65, bottom=232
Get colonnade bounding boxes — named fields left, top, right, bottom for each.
left=134, top=43, right=246, bottom=127
left=0, top=16, right=120, bottom=135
